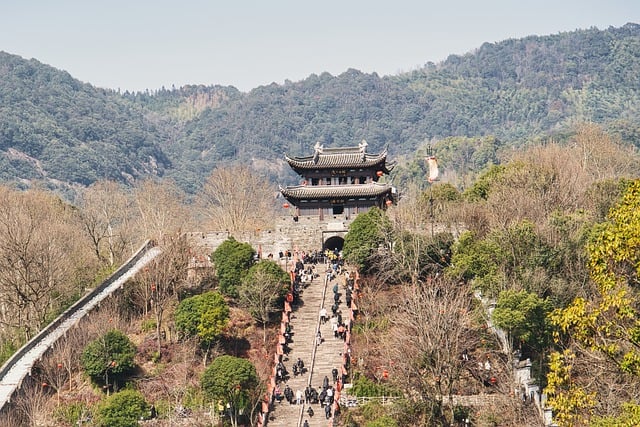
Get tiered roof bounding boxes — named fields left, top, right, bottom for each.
left=284, top=140, right=395, bottom=174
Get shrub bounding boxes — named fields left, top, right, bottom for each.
left=175, top=291, right=229, bottom=344
left=211, top=237, right=255, bottom=297
left=81, top=329, right=136, bottom=390
left=96, top=389, right=149, bottom=427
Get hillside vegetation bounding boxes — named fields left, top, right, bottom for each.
left=1, top=22, right=640, bottom=427
left=1, top=24, right=639, bottom=196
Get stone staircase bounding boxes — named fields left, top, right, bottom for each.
left=267, top=268, right=347, bottom=427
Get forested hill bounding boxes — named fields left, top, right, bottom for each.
left=1, top=23, right=639, bottom=197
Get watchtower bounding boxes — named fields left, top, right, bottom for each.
left=280, top=140, right=396, bottom=221
left=278, top=140, right=396, bottom=252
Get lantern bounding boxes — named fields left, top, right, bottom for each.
left=376, top=170, right=384, bottom=177
left=282, top=203, right=290, bottom=209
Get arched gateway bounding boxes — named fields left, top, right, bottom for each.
left=186, top=141, right=397, bottom=276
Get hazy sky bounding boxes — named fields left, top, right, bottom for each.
left=1, top=1, right=638, bottom=93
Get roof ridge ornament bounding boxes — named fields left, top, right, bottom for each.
left=313, top=141, right=323, bottom=163
left=359, top=139, right=367, bottom=161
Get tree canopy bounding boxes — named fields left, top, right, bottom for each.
left=201, top=355, right=260, bottom=427
left=80, top=329, right=137, bottom=390
left=343, top=207, right=391, bottom=273
left=174, top=291, right=230, bottom=344
left=211, top=237, right=255, bottom=297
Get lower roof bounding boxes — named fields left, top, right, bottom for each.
left=279, top=183, right=393, bottom=201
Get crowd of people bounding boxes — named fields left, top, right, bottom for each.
left=265, top=249, right=357, bottom=426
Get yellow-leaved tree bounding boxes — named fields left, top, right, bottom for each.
left=546, top=179, right=640, bottom=425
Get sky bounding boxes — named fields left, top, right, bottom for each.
left=1, top=1, right=639, bottom=93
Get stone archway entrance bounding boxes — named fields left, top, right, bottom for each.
left=323, top=235, right=345, bottom=252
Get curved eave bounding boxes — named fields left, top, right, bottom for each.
left=285, top=148, right=390, bottom=171
left=279, top=183, right=393, bottom=201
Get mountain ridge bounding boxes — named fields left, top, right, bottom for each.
left=0, top=23, right=639, bottom=197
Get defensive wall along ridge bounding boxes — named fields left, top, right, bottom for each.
left=0, top=241, right=161, bottom=413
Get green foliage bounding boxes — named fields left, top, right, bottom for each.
left=3, top=25, right=640, bottom=196
left=96, top=389, right=149, bottom=427
left=435, top=135, right=503, bottom=188
left=81, top=329, right=137, bottom=389
left=174, top=291, right=229, bottom=344
left=343, top=207, right=391, bottom=272
left=365, top=415, right=398, bottom=427
left=551, top=179, right=640, bottom=353
left=463, top=164, right=506, bottom=201
left=140, top=318, right=157, bottom=333
left=547, top=180, right=640, bottom=424
left=492, top=289, right=552, bottom=351
left=350, top=373, right=401, bottom=397
left=448, top=221, right=563, bottom=299
left=201, top=355, right=259, bottom=425
left=0, top=340, right=19, bottom=367
left=53, top=402, right=91, bottom=425
left=447, top=231, right=506, bottom=293
left=211, top=237, right=255, bottom=297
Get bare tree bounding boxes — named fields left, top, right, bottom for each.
left=136, top=234, right=191, bottom=359
left=77, top=180, right=135, bottom=267
left=237, top=261, right=289, bottom=344
left=132, top=178, right=192, bottom=243
left=382, top=277, right=479, bottom=424
left=6, top=377, right=52, bottom=427
left=36, top=325, right=88, bottom=402
left=196, top=165, right=276, bottom=232
left=0, top=187, right=91, bottom=341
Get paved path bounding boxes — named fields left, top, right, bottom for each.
left=267, top=267, right=348, bottom=427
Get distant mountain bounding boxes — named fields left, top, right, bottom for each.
left=1, top=23, right=639, bottom=197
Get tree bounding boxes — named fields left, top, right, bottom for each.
left=212, top=237, right=255, bottom=297
left=81, top=329, right=137, bottom=393
left=492, top=289, right=552, bottom=356
left=201, top=355, right=260, bottom=427
left=238, top=260, right=290, bottom=343
left=383, top=277, right=479, bottom=425
left=196, top=165, right=276, bottom=232
left=132, top=178, right=192, bottom=244
left=96, top=389, right=149, bottom=427
left=0, top=187, right=92, bottom=343
left=343, top=207, right=391, bottom=273
left=77, top=180, right=133, bottom=267
left=591, top=403, right=640, bottom=427
left=174, top=291, right=229, bottom=364
left=547, top=179, right=640, bottom=424
left=136, top=233, right=190, bottom=359
left=375, top=187, right=454, bottom=286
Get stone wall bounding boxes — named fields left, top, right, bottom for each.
left=186, top=215, right=354, bottom=263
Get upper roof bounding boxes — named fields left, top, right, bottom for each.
left=284, top=140, right=395, bottom=172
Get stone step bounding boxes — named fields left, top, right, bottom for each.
left=267, top=270, right=349, bottom=427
